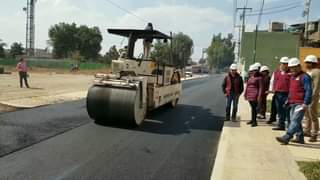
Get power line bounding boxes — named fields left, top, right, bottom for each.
left=105, top=0, right=148, bottom=23
left=249, top=1, right=302, bottom=13
left=246, top=5, right=301, bottom=16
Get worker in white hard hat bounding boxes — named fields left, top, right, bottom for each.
left=244, top=64, right=263, bottom=127
left=271, top=57, right=291, bottom=130
left=258, top=65, right=271, bottom=119
left=222, top=63, right=244, bottom=121
left=303, top=55, right=320, bottom=142
left=276, top=58, right=312, bottom=145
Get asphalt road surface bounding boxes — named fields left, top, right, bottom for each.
left=0, top=74, right=225, bottom=180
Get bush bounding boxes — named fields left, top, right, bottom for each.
left=298, top=161, right=320, bottom=180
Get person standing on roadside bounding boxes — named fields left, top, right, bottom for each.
left=276, top=58, right=312, bottom=145
left=244, top=64, right=263, bottom=127
left=222, top=63, right=244, bottom=121
left=258, top=66, right=271, bottom=119
left=272, top=57, right=291, bottom=131
left=267, top=69, right=278, bottom=124
left=303, top=55, right=320, bottom=142
left=16, top=58, right=30, bottom=88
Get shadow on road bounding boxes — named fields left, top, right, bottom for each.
left=96, top=104, right=224, bottom=135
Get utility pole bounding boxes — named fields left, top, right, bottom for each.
left=236, top=6, right=252, bottom=63
left=23, top=0, right=36, bottom=56
left=303, top=0, right=312, bottom=46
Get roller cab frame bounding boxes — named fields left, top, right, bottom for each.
left=86, top=25, right=182, bottom=126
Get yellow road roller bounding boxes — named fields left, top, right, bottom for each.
left=86, top=24, right=182, bottom=126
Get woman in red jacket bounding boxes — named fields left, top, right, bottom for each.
left=245, top=64, right=263, bottom=127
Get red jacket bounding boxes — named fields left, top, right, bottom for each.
left=274, top=70, right=290, bottom=92
left=288, top=72, right=305, bottom=104
left=245, top=74, right=263, bottom=101
left=222, top=73, right=244, bottom=96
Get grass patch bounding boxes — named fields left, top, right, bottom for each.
left=0, top=58, right=108, bottom=70
left=298, top=161, right=320, bottom=180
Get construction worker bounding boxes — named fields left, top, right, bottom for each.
left=258, top=65, right=270, bottom=119
left=16, top=58, right=30, bottom=88
left=303, top=55, right=320, bottom=142
left=272, top=57, right=291, bottom=131
left=276, top=58, right=312, bottom=145
left=143, top=23, right=153, bottom=59
left=266, top=69, right=278, bottom=124
left=222, top=63, right=244, bottom=121
left=244, top=64, right=263, bottom=127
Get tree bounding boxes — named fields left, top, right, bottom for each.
left=48, top=23, right=103, bottom=60
left=104, top=45, right=120, bottom=64
left=151, top=32, right=193, bottom=68
left=10, top=42, right=24, bottom=58
left=0, top=39, right=6, bottom=58
left=207, top=33, right=235, bottom=70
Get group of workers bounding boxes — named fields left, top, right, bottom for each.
left=223, top=54, right=320, bottom=144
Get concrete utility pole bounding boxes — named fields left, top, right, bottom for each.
left=303, top=0, right=312, bottom=46
left=236, top=6, right=252, bottom=63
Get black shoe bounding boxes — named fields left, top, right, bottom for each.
left=266, top=119, right=276, bottom=124
left=291, top=139, right=305, bottom=144
left=246, top=121, right=253, bottom=125
left=276, top=137, right=288, bottom=145
left=272, top=127, right=285, bottom=131
left=251, top=123, right=257, bottom=127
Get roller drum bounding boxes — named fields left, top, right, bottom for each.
left=86, top=85, right=146, bottom=125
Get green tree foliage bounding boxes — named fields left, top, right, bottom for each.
left=151, top=32, right=193, bottom=68
left=10, top=42, right=24, bottom=58
left=0, top=39, right=6, bottom=58
left=104, top=45, right=120, bottom=64
left=48, top=23, right=103, bottom=60
left=207, top=33, right=235, bottom=70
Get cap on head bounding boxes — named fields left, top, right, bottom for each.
left=279, top=57, right=289, bottom=64
left=249, top=64, right=259, bottom=71
left=254, top=62, right=261, bottom=68
left=304, top=55, right=318, bottom=63
left=288, top=57, right=300, bottom=67
left=229, top=63, right=237, bottom=70
left=260, top=65, right=269, bottom=72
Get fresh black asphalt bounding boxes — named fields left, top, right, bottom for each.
left=0, top=74, right=225, bottom=180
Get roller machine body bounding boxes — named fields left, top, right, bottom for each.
left=86, top=25, right=182, bottom=126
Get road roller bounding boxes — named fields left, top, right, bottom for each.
left=86, top=24, right=182, bottom=126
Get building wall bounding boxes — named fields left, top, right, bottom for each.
left=241, top=32, right=301, bottom=71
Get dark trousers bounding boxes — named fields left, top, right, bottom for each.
left=19, top=71, right=29, bottom=88
left=249, top=101, right=258, bottom=124
left=275, top=92, right=290, bottom=128
left=270, top=95, right=277, bottom=121
left=259, top=95, right=267, bottom=116
left=226, top=93, right=239, bottom=119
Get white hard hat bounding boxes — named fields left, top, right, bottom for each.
left=229, top=63, right=237, bottom=70
left=254, top=62, right=261, bottom=68
left=304, top=55, right=318, bottom=63
left=260, top=65, right=269, bottom=72
left=249, top=64, right=259, bottom=71
left=288, top=57, right=300, bottom=67
left=280, top=57, right=289, bottom=64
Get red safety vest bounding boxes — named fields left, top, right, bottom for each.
left=225, top=73, right=241, bottom=96
left=274, top=70, right=290, bottom=92
left=288, top=72, right=305, bottom=104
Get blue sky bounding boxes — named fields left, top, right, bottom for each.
left=0, top=0, right=319, bottom=60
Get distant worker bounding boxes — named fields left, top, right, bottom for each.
left=143, top=23, right=153, bottom=59
left=258, top=65, right=270, bottom=119
left=222, top=64, right=244, bottom=121
left=272, top=57, right=291, bottom=131
left=303, top=55, right=320, bottom=142
left=16, top=58, right=30, bottom=88
left=276, top=58, right=312, bottom=145
left=244, top=64, right=262, bottom=127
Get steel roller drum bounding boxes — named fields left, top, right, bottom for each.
left=86, top=85, right=146, bottom=126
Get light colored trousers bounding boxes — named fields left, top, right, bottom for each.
left=304, top=95, right=319, bottom=137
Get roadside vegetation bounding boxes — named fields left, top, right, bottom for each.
left=298, top=161, right=320, bottom=180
